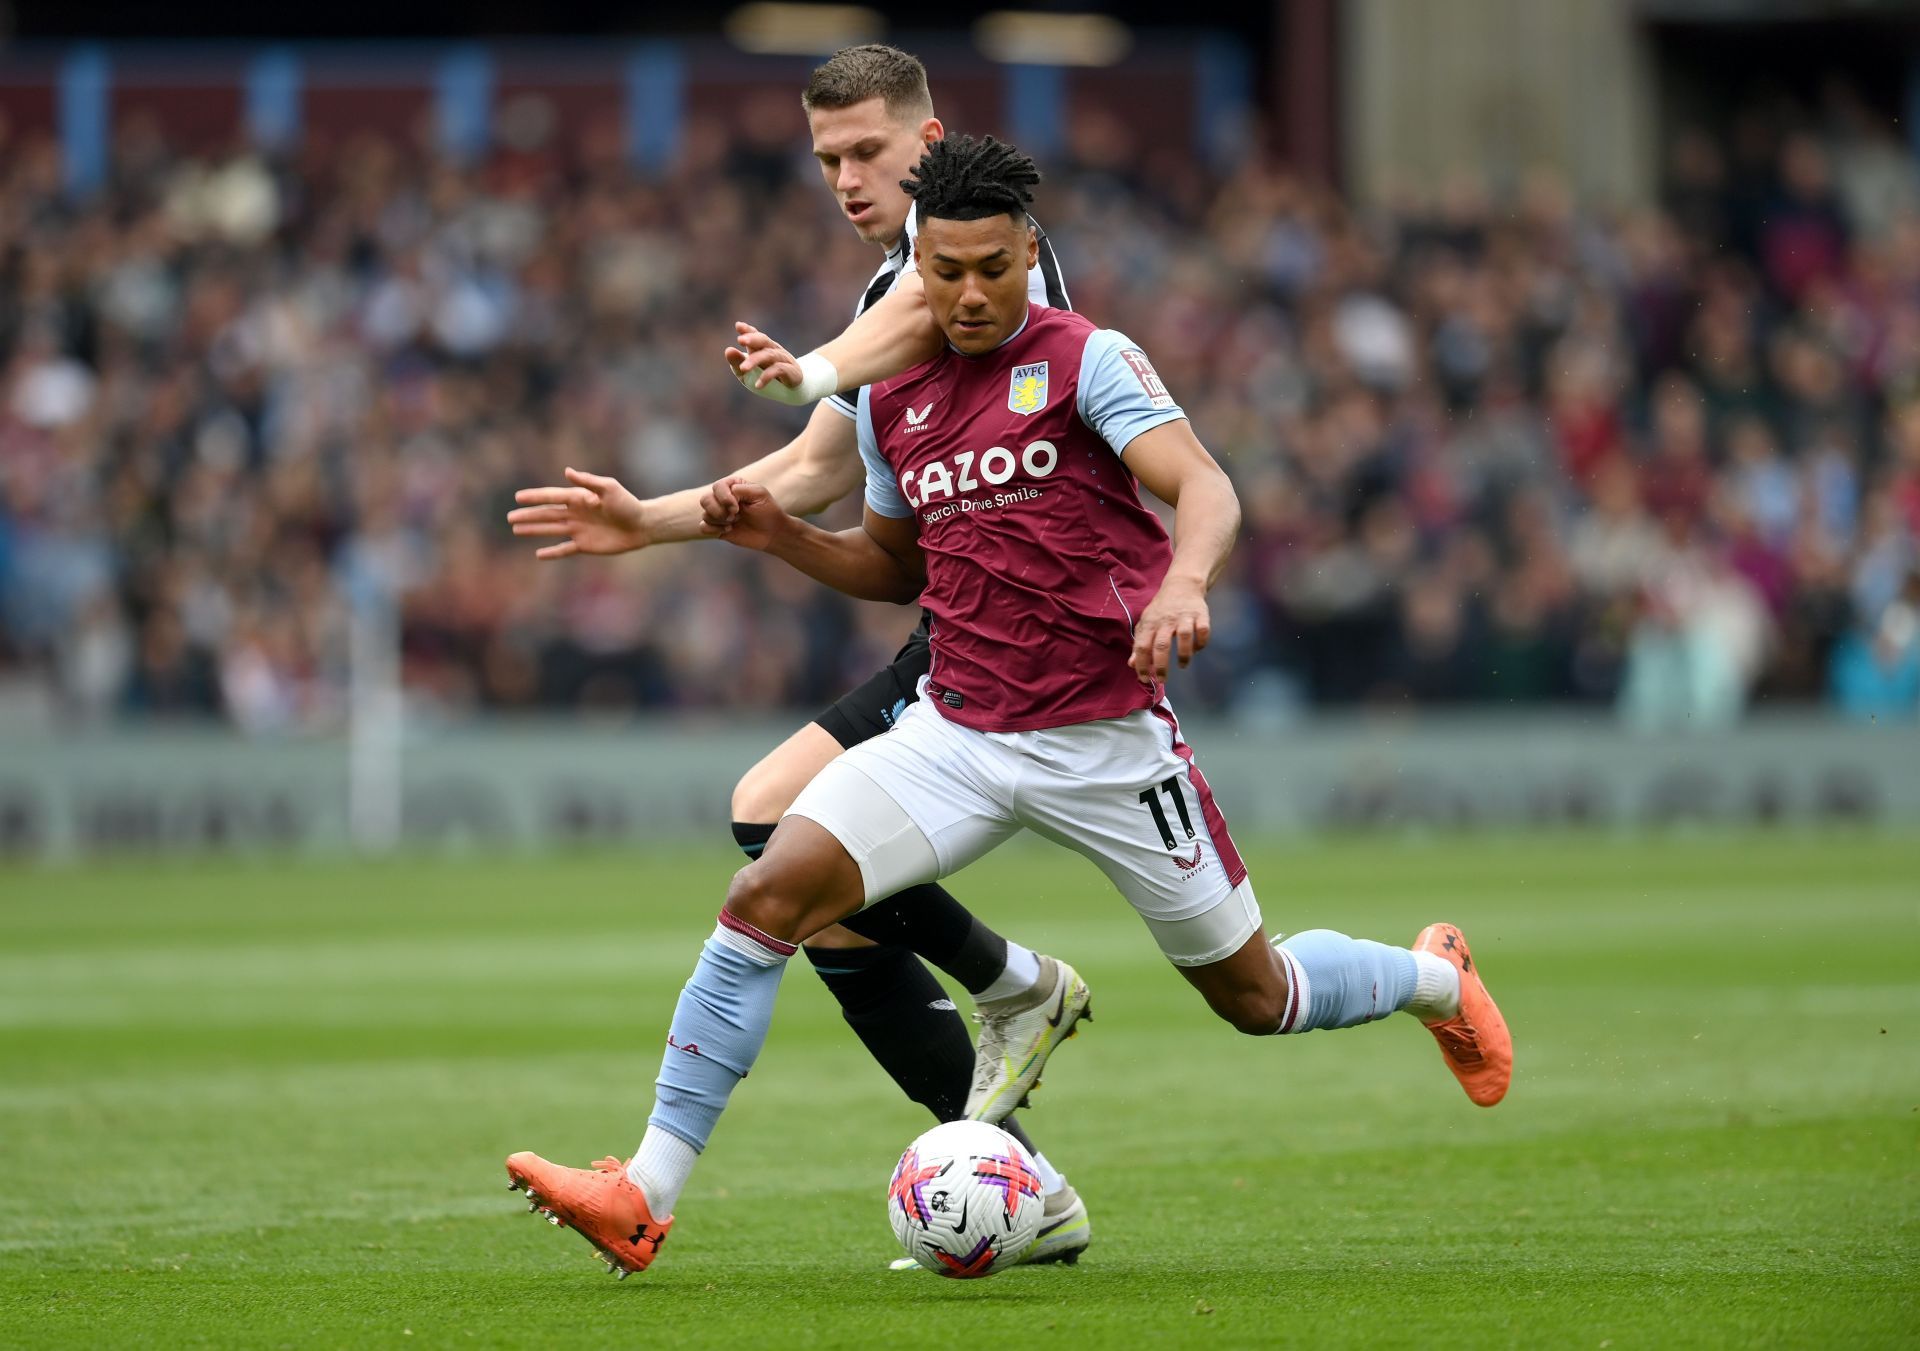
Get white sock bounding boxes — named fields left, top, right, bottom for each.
left=1271, top=941, right=1309, bottom=1035
left=1029, top=1148, right=1067, bottom=1198
left=976, top=943, right=1042, bottom=1004
left=1405, top=950, right=1462, bottom=1022
left=627, top=1125, right=699, bottom=1216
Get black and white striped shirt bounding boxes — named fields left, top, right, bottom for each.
left=824, top=203, right=1073, bottom=420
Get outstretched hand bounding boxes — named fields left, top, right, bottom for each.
left=507, top=467, right=650, bottom=559
left=1129, top=578, right=1212, bottom=685
left=726, top=322, right=804, bottom=395
left=699, top=475, right=791, bottom=552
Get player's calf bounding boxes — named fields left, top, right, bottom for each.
left=1176, top=930, right=1292, bottom=1034
left=808, top=941, right=976, bottom=1120
left=1213, top=985, right=1291, bottom=1036
left=1251, top=924, right=1512, bottom=1104
left=1269, top=928, right=1422, bottom=1032
left=1182, top=925, right=1470, bottom=1043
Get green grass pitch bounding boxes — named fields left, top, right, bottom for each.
left=2, top=833, right=1915, bottom=1348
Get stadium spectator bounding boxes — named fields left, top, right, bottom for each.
left=1830, top=563, right=1920, bottom=721
left=0, top=88, right=1915, bottom=730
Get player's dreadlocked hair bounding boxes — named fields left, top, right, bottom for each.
left=901, top=134, right=1041, bottom=224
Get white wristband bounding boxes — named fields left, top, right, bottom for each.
left=741, top=350, right=840, bottom=406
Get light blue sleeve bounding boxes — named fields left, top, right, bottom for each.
left=857, top=387, right=913, bottom=518
left=1075, top=328, right=1186, bottom=455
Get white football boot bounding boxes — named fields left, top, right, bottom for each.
left=889, top=1183, right=1091, bottom=1270
left=1014, top=1183, right=1092, bottom=1265
left=964, top=955, right=1093, bottom=1124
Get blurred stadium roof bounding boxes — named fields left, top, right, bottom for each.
left=3, top=0, right=1275, bottom=40
left=10, top=0, right=1920, bottom=41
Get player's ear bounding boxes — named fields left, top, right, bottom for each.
left=1026, top=224, right=1039, bottom=270
left=920, top=116, right=943, bottom=148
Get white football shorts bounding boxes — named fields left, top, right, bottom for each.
left=785, top=680, right=1261, bottom=967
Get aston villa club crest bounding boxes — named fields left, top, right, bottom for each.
left=1007, top=362, right=1048, bottom=416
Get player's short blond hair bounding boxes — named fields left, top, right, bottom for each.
left=801, top=44, right=934, bottom=124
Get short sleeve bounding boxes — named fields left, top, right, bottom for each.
left=858, top=387, right=912, bottom=518
left=1075, top=329, right=1186, bottom=455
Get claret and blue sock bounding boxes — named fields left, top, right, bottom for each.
left=628, top=914, right=793, bottom=1214
left=1271, top=929, right=1461, bottom=1033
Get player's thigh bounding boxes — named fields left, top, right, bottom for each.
left=732, top=722, right=848, bottom=823
left=737, top=622, right=930, bottom=824
left=1018, top=708, right=1261, bottom=968
left=785, top=699, right=1018, bottom=907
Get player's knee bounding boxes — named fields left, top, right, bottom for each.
left=729, top=766, right=792, bottom=826
left=723, top=862, right=809, bottom=940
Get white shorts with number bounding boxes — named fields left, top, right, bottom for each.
left=785, top=681, right=1261, bottom=967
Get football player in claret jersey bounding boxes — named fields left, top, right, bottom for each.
left=505, top=46, right=1090, bottom=1271
left=502, top=136, right=1513, bottom=1279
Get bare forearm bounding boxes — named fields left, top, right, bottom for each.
left=1165, top=471, right=1242, bottom=590
left=766, top=518, right=923, bottom=604
left=814, top=280, right=944, bottom=393
left=642, top=438, right=858, bottom=544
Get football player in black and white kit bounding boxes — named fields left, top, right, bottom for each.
left=507, top=45, right=1090, bottom=1267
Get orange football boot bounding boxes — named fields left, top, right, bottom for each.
left=1412, top=923, right=1512, bottom=1107
left=505, top=1151, right=673, bottom=1278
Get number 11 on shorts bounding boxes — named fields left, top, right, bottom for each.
left=1138, top=777, right=1195, bottom=851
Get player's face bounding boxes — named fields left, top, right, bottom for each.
left=914, top=213, right=1040, bottom=355
left=808, top=98, right=942, bottom=246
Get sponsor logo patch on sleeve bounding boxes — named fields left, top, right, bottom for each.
left=1120, top=348, right=1175, bottom=409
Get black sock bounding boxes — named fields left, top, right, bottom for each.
left=731, top=820, right=776, bottom=860
left=804, top=942, right=977, bottom=1122
left=839, top=884, right=1011, bottom=996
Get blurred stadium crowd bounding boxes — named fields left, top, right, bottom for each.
left=2, top=88, right=1918, bottom=733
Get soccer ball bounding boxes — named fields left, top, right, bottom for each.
left=886, top=1119, right=1045, bottom=1278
